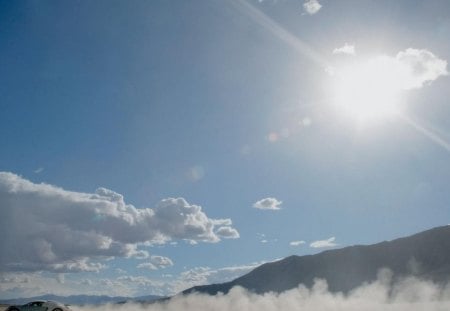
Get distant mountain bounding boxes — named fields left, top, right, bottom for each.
left=183, top=225, right=450, bottom=295
left=0, top=294, right=163, bottom=306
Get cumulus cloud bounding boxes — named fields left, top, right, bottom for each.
left=253, top=197, right=282, bottom=210
left=310, top=237, right=337, bottom=248
left=303, top=0, right=322, bottom=15
left=394, top=48, right=448, bottom=89
left=137, top=256, right=174, bottom=270
left=334, top=48, right=447, bottom=90
left=215, top=226, right=240, bottom=239
left=74, top=272, right=450, bottom=311
left=290, top=240, right=306, bottom=246
left=333, top=43, right=356, bottom=55
left=0, top=172, right=239, bottom=273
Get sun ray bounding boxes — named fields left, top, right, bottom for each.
left=230, top=0, right=328, bottom=68
left=401, top=115, right=450, bottom=155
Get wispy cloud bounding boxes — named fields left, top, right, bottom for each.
left=303, top=0, right=322, bottom=15
left=137, top=256, right=174, bottom=270
left=253, top=197, right=282, bottom=210
left=34, top=167, right=44, bottom=174
left=333, top=43, right=356, bottom=55
left=289, top=240, right=305, bottom=246
left=186, top=165, right=205, bottom=182
left=310, top=237, right=337, bottom=248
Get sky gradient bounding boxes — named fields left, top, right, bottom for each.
left=1, top=0, right=449, bottom=298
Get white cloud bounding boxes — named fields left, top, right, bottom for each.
left=115, top=268, right=127, bottom=274
left=138, top=256, right=174, bottom=270
left=303, top=0, right=322, bottom=15
left=0, top=272, right=110, bottom=299
left=330, top=48, right=447, bottom=122
left=0, top=271, right=155, bottom=298
left=333, top=43, right=356, bottom=55
left=334, top=48, right=447, bottom=91
left=133, top=250, right=150, bottom=260
left=395, top=48, right=448, bottom=89
left=0, top=172, right=239, bottom=273
left=215, top=226, right=240, bottom=239
left=290, top=240, right=306, bottom=246
left=253, top=197, right=282, bottom=210
left=150, top=256, right=174, bottom=269
left=310, top=237, right=337, bottom=248
left=117, top=275, right=157, bottom=287
left=136, top=263, right=155, bottom=270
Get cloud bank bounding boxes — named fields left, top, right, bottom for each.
left=0, top=261, right=264, bottom=298
left=0, top=172, right=239, bottom=273
left=253, top=198, right=282, bottom=210
left=74, top=272, right=450, bottom=311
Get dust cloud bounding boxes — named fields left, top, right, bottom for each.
left=75, top=271, right=450, bottom=311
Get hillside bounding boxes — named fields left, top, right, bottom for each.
left=183, top=225, right=450, bottom=295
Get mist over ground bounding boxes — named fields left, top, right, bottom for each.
left=75, top=270, right=450, bottom=311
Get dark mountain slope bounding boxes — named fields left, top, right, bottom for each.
left=184, top=225, right=450, bottom=295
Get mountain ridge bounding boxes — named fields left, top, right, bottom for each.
left=183, top=225, right=450, bottom=295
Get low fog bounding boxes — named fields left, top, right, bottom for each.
left=75, top=270, right=450, bottom=311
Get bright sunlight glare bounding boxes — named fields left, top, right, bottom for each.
left=332, top=56, right=408, bottom=123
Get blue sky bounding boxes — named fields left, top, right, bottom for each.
left=1, top=0, right=450, bottom=298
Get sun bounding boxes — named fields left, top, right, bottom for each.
left=331, top=56, right=406, bottom=123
